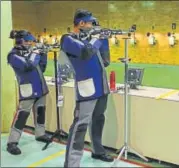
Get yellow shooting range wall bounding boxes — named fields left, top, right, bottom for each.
left=11, top=1, right=179, bottom=65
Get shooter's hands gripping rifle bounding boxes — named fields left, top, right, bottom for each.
left=79, top=21, right=136, bottom=40
left=33, top=43, right=61, bottom=54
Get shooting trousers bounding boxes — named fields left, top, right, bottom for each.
left=8, top=95, right=46, bottom=143
left=64, top=95, right=108, bottom=167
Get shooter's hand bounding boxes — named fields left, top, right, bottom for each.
left=79, top=31, right=91, bottom=41
left=91, top=33, right=100, bottom=39
left=32, top=49, right=40, bottom=54
left=79, top=27, right=97, bottom=41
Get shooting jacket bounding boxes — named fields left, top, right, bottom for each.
left=7, top=46, right=49, bottom=101
left=60, top=33, right=110, bottom=101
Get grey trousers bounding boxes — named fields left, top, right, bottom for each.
left=64, top=95, right=108, bottom=167
left=8, top=95, right=46, bottom=144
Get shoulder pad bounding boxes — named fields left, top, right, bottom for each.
left=7, top=49, right=15, bottom=63
left=8, top=48, right=22, bottom=57
left=60, top=34, right=69, bottom=43
left=60, top=33, right=78, bottom=43
left=8, top=48, right=16, bottom=56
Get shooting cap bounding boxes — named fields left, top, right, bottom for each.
left=74, top=9, right=96, bottom=25
left=23, top=33, right=36, bottom=41
left=9, top=30, right=36, bottom=42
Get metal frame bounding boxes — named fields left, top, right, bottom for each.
left=42, top=50, right=68, bottom=150
left=112, top=38, right=148, bottom=167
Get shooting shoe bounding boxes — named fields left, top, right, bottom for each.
left=7, top=142, right=21, bottom=155
left=91, top=153, right=114, bottom=162
left=36, top=134, right=51, bottom=143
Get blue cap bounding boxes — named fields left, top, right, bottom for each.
left=23, top=34, right=36, bottom=41
left=75, top=15, right=96, bottom=24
